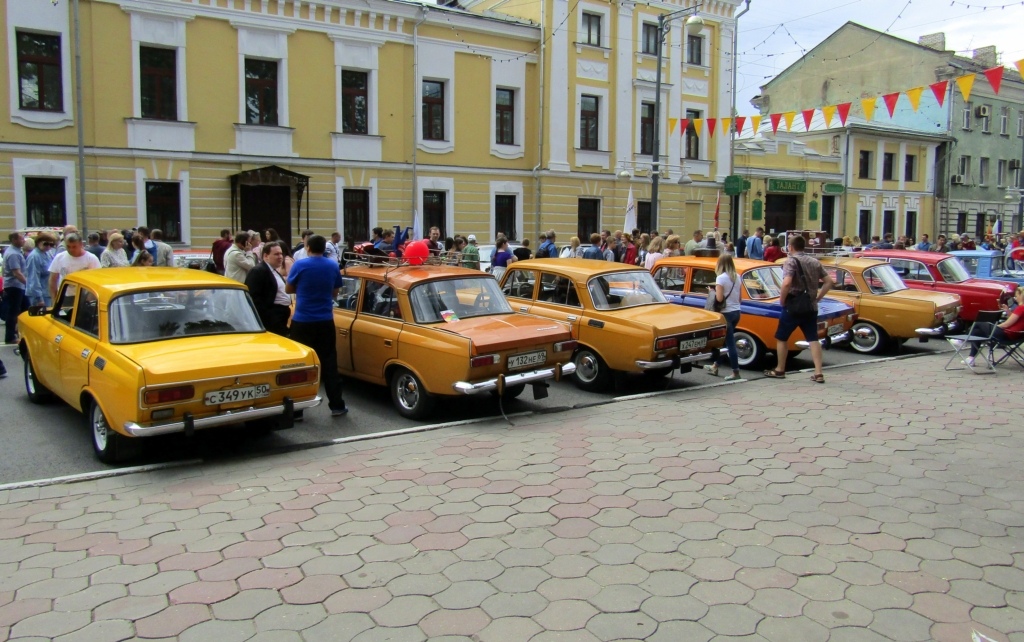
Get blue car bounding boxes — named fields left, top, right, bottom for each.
left=950, top=250, right=1024, bottom=287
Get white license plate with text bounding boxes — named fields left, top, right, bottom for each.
left=508, top=351, right=546, bottom=370
left=680, top=337, right=708, bottom=351
left=827, top=324, right=845, bottom=336
left=205, top=384, right=271, bottom=405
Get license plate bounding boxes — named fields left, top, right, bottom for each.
left=828, top=324, right=844, bottom=336
left=680, top=337, right=707, bottom=351
left=508, top=351, right=546, bottom=370
left=204, top=384, right=271, bottom=406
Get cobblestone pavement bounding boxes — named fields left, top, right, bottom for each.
left=1, top=354, right=1023, bottom=642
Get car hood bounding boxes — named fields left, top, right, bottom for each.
left=963, top=278, right=1018, bottom=294
left=438, top=314, right=571, bottom=354
left=114, top=333, right=316, bottom=378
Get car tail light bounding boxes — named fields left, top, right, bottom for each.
left=144, top=385, right=194, bottom=405
left=277, top=368, right=316, bottom=386
left=655, top=337, right=678, bottom=351
left=471, top=354, right=500, bottom=368
left=710, top=327, right=727, bottom=340
left=934, top=310, right=945, bottom=321
left=847, top=314, right=857, bottom=323
left=554, top=340, right=577, bottom=353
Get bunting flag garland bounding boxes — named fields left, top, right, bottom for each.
left=783, top=111, right=796, bottom=132
left=707, top=118, right=717, bottom=137
left=984, top=66, right=1004, bottom=95
left=692, top=118, right=703, bottom=135
left=906, top=87, right=924, bottom=112
left=929, top=80, right=948, bottom=107
left=861, top=97, right=876, bottom=122
left=955, top=74, right=975, bottom=102
left=769, top=113, right=782, bottom=134
left=679, top=119, right=689, bottom=136
left=750, top=115, right=762, bottom=134
left=822, top=105, right=836, bottom=128
left=801, top=109, right=815, bottom=131
left=735, top=116, right=746, bottom=136
left=882, top=92, right=900, bottom=118
left=668, top=118, right=679, bottom=135
left=720, top=118, right=731, bottom=136
left=1017, top=60, right=1024, bottom=82
left=836, top=103, right=851, bottom=125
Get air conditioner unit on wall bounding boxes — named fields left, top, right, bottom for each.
left=951, top=174, right=965, bottom=185
left=976, top=105, right=991, bottom=118
left=1011, top=159, right=1022, bottom=171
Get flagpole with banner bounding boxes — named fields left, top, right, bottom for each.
left=624, top=186, right=637, bottom=233
left=713, top=190, right=721, bottom=231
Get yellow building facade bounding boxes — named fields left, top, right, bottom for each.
left=1, top=0, right=739, bottom=248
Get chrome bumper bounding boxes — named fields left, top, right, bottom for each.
left=796, top=330, right=851, bottom=349
left=452, top=362, right=576, bottom=395
left=123, top=396, right=322, bottom=437
left=636, top=351, right=713, bottom=370
left=916, top=320, right=962, bottom=338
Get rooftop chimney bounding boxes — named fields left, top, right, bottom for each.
left=973, top=46, right=998, bottom=68
left=919, top=33, right=946, bottom=51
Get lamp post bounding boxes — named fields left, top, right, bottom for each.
left=651, top=6, right=704, bottom=231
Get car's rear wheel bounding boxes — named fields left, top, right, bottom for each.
left=573, top=347, right=613, bottom=392
left=391, top=368, right=435, bottom=420
left=23, top=352, right=53, bottom=404
left=89, top=398, right=142, bottom=464
left=734, top=331, right=764, bottom=369
left=849, top=321, right=888, bottom=354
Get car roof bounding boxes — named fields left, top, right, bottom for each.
left=950, top=250, right=1001, bottom=257
left=859, top=250, right=948, bottom=264
left=652, top=256, right=776, bottom=272
left=818, top=257, right=889, bottom=271
left=510, top=258, right=653, bottom=280
left=65, top=267, right=246, bottom=297
left=342, top=263, right=490, bottom=290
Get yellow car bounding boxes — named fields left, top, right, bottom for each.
left=18, top=268, right=322, bottom=463
left=335, top=259, right=577, bottom=419
left=498, top=259, right=727, bottom=391
left=819, top=257, right=962, bottom=353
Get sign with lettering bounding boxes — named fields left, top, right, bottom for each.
left=752, top=199, right=763, bottom=220
left=724, top=175, right=743, bottom=196
left=768, top=179, right=806, bottom=193
left=822, top=183, right=845, bottom=194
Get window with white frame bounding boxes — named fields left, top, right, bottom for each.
left=981, top=105, right=992, bottom=133
left=640, top=102, right=655, bottom=155
left=1001, top=106, right=1009, bottom=135
left=686, top=35, right=704, bottom=66
left=140, top=46, right=177, bottom=121
left=234, top=26, right=289, bottom=130
left=417, top=43, right=455, bottom=154
left=979, top=157, right=990, bottom=186
left=422, top=80, right=445, bottom=141
left=245, top=59, right=279, bottom=126
left=581, top=13, right=602, bottom=47
left=26, top=177, right=67, bottom=227
left=580, top=95, right=599, bottom=151
left=963, top=102, right=972, bottom=130
left=641, top=23, right=658, bottom=55
left=7, top=1, right=73, bottom=129
left=998, top=159, right=1008, bottom=187
left=489, top=57, right=524, bottom=159
left=342, top=70, right=369, bottom=134
left=959, top=155, right=971, bottom=182
left=16, top=32, right=63, bottom=112
left=1019, top=112, right=1024, bottom=137
left=496, top=88, right=515, bottom=146
left=145, top=182, right=182, bottom=243
left=684, top=109, right=701, bottom=160
left=129, top=9, right=189, bottom=127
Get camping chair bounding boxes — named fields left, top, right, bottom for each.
left=989, top=330, right=1024, bottom=369
left=944, top=310, right=1003, bottom=374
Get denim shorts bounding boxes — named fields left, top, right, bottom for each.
left=775, top=308, right=818, bottom=342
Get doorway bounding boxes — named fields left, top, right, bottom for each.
left=821, top=196, right=837, bottom=239
left=240, top=185, right=292, bottom=248
left=764, top=194, right=798, bottom=235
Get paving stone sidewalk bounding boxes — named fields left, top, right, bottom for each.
left=1, top=354, right=1023, bottom=642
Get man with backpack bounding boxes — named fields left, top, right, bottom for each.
left=535, top=230, right=557, bottom=259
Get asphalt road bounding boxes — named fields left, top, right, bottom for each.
left=0, top=337, right=949, bottom=485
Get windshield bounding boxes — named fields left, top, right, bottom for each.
left=990, top=255, right=1010, bottom=276
left=958, top=257, right=979, bottom=276
left=743, top=267, right=783, bottom=300
left=938, top=258, right=970, bottom=283
left=587, top=271, right=666, bottom=310
left=863, top=265, right=908, bottom=293
left=109, top=288, right=263, bottom=344
left=409, top=277, right=513, bottom=323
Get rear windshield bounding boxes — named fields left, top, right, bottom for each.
left=109, top=288, right=263, bottom=344
left=409, top=277, right=513, bottom=323
left=863, top=265, right=908, bottom=293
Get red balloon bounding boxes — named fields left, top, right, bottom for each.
left=404, top=239, right=429, bottom=265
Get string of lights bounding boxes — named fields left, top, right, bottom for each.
left=822, top=0, right=912, bottom=62
left=948, top=0, right=1024, bottom=8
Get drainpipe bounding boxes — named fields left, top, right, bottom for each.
left=533, top=0, right=545, bottom=242
left=842, top=127, right=851, bottom=236
left=73, top=0, right=87, bottom=233
left=728, top=0, right=750, bottom=242
left=411, top=7, right=429, bottom=237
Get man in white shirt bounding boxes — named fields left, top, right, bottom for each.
left=150, top=229, right=175, bottom=267
left=48, top=233, right=100, bottom=300
left=325, top=232, right=342, bottom=265
left=223, top=232, right=256, bottom=283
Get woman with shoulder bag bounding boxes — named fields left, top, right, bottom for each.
left=703, top=254, right=742, bottom=381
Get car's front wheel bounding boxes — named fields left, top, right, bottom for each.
left=573, top=347, right=613, bottom=391
left=849, top=321, right=888, bottom=354
left=89, top=398, right=142, bottom=464
left=390, top=367, right=435, bottom=420
left=23, top=352, right=53, bottom=404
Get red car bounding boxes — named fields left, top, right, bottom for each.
left=859, top=250, right=1015, bottom=323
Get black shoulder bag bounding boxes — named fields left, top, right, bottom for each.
left=784, top=257, right=815, bottom=316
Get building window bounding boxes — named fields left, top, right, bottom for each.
left=145, top=182, right=181, bottom=243
left=958, top=155, right=971, bottom=182
left=578, top=198, right=600, bottom=240
left=26, top=178, right=66, bottom=227
left=998, top=159, right=1008, bottom=187
left=882, top=210, right=895, bottom=236
left=16, top=31, right=63, bottom=112
left=139, top=46, right=177, bottom=121
left=641, top=23, right=658, bottom=55
left=343, top=189, right=370, bottom=243
left=1001, top=106, right=1009, bottom=135
left=580, top=95, right=599, bottom=151
left=858, top=210, right=871, bottom=242
left=904, top=154, right=917, bottom=182
left=685, top=109, right=701, bottom=160
left=341, top=70, right=369, bottom=135
left=979, top=157, right=990, bottom=185
left=495, top=194, right=517, bottom=241
left=496, top=88, right=515, bottom=146
left=858, top=150, right=872, bottom=179
left=640, top=102, right=655, bottom=156
left=581, top=13, right=602, bottom=47
left=422, top=190, right=446, bottom=238
left=686, top=35, right=703, bottom=66
left=422, top=80, right=445, bottom=141
left=637, top=201, right=651, bottom=234
left=957, top=211, right=968, bottom=233
left=975, top=214, right=985, bottom=240
left=245, top=58, right=278, bottom=125
left=981, top=105, right=992, bottom=133
left=905, top=211, right=917, bottom=239
left=1019, top=113, right=1023, bottom=137
left=882, top=153, right=895, bottom=181
left=962, top=102, right=972, bottom=130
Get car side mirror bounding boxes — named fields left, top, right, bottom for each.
left=28, top=305, right=48, bottom=317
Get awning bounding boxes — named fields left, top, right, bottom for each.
left=228, top=165, right=310, bottom=233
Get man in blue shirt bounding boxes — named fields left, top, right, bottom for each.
left=916, top=234, right=931, bottom=251
left=286, top=235, right=347, bottom=417
left=3, top=232, right=27, bottom=348
left=746, top=228, right=764, bottom=260
left=537, top=230, right=557, bottom=259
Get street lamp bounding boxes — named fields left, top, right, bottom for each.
left=651, top=6, right=704, bottom=231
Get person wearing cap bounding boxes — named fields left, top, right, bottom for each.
left=101, top=233, right=129, bottom=267
left=462, top=234, right=480, bottom=270
left=960, top=233, right=976, bottom=250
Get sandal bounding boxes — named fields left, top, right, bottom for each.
left=810, top=374, right=825, bottom=384
left=762, top=370, right=786, bottom=379
left=703, top=364, right=719, bottom=377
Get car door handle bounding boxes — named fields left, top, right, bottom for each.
left=567, top=315, right=578, bottom=322
left=338, top=329, right=348, bottom=336
left=384, top=339, right=393, bottom=347
left=55, top=335, right=63, bottom=344
left=519, top=306, right=528, bottom=313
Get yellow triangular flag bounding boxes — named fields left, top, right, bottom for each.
left=782, top=112, right=796, bottom=132
left=1017, top=59, right=1024, bottom=80
left=750, top=115, right=762, bottom=134
left=669, top=118, right=679, bottom=135
left=821, top=105, right=836, bottom=128
left=720, top=117, right=732, bottom=135
left=861, top=97, right=876, bottom=122
left=956, top=74, right=975, bottom=102
left=906, top=87, right=924, bottom=112
left=692, top=118, right=703, bottom=134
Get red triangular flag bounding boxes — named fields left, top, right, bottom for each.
left=801, top=109, right=815, bottom=131
left=769, top=113, right=782, bottom=134
left=836, top=102, right=852, bottom=125
left=707, top=118, right=717, bottom=137
left=984, top=66, right=1004, bottom=94
left=929, top=80, right=948, bottom=107
left=882, top=92, right=900, bottom=118
left=734, top=116, right=746, bottom=136
left=679, top=119, right=689, bottom=136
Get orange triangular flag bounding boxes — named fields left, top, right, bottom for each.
left=720, top=118, right=731, bottom=136
left=668, top=118, right=679, bottom=135
left=906, top=87, right=924, bottom=112
left=707, top=118, right=717, bottom=137
left=1016, top=59, right=1024, bottom=80
left=861, top=97, right=876, bottom=121
left=984, top=66, right=1004, bottom=94
left=750, top=115, right=762, bottom=134
left=769, top=113, right=782, bottom=134
left=929, top=80, right=948, bottom=107
left=882, top=92, right=900, bottom=118
left=783, top=111, right=796, bottom=132
left=734, top=116, right=746, bottom=136
left=956, top=74, right=975, bottom=102
left=679, top=118, right=689, bottom=135
left=836, top=103, right=851, bottom=125
left=801, top=109, right=815, bottom=131
left=821, top=105, right=836, bottom=128
left=692, top=118, right=703, bottom=135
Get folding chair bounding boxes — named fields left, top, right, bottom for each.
left=944, top=310, right=1003, bottom=374
left=990, top=332, right=1024, bottom=369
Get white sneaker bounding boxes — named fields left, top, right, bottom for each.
left=950, top=339, right=965, bottom=348
left=964, top=356, right=975, bottom=367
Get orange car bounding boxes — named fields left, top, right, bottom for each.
left=650, top=257, right=855, bottom=369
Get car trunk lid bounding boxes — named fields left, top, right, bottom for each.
left=435, top=314, right=571, bottom=354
